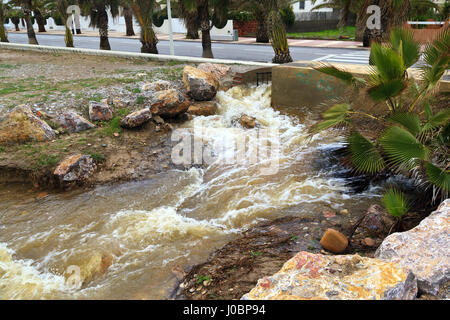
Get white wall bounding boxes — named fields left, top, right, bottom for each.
left=293, top=1, right=333, bottom=13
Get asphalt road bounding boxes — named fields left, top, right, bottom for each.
left=6, top=32, right=370, bottom=65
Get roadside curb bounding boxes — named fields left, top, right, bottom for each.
left=0, top=42, right=277, bottom=67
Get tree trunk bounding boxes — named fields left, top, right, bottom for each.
left=198, top=2, right=213, bottom=58
left=65, top=26, right=74, bottom=47
left=0, top=25, right=8, bottom=42
left=337, top=1, right=351, bottom=29
left=97, top=7, right=110, bottom=50
left=23, top=1, right=38, bottom=45
left=256, top=16, right=269, bottom=43
left=141, top=40, right=158, bottom=54
left=186, top=23, right=199, bottom=39
left=269, top=10, right=292, bottom=64
left=14, top=22, right=20, bottom=31
left=356, top=0, right=411, bottom=46
left=34, top=9, right=46, bottom=32
left=123, top=7, right=135, bottom=36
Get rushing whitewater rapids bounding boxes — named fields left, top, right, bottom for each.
left=0, top=85, right=381, bottom=299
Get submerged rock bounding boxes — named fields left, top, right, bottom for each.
left=187, top=101, right=218, bottom=116
left=150, top=89, right=190, bottom=118
left=375, top=199, right=450, bottom=296
left=89, top=101, right=112, bottom=122
left=183, top=66, right=219, bottom=101
left=320, top=228, right=348, bottom=253
left=242, top=251, right=417, bottom=300
left=57, top=111, right=95, bottom=133
left=0, top=105, right=56, bottom=145
left=54, top=154, right=96, bottom=186
left=142, top=80, right=172, bottom=92
left=120, top=109, right=152, bottom=129
left=239, top=114, right=256, bottom=129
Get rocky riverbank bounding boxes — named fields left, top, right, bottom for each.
left=174, top=199, right=449, bottom=300
left=0, top=50, right=255, bottom=190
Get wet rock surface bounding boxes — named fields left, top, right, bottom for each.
left=239, top=114, right=257, bottom=129
left=0, top=105, right=56, bottom=145
left=142, top=80, right=172, bottom=92
left=57, top=111, right=95, bottom=133
left=183, top=66, right=219, bottom=101
left=242, top=251, right=417, bottom=300
left=375, top=199, right=450, bottom=296
left=187, top=101, right=218, bottom=116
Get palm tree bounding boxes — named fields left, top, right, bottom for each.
left=20, top=0, right=39, bottom=44
left=56, top=0, right=74, bottom=47
left=179, top=0, right=230, bottom=59
left=178, top=0, right=199, bottom=39
left=33, top=0, right=47, bottom=32
left=121, top=3, right=135, bottom=36
left=0, top=0, right=9, bottom=42
left=126, top=0, right=158, bottom=53
left=7, top=5, right=24, bottom=31
left=268, top=0, right=292, bottom=63
left=313, top=27, right=450, bottom=203
left=311, top=0, right=363, bottom=29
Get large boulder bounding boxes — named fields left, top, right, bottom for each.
left=187, top=101, right=218, bottom=116
left=57, top=111, right=95, bottom=133
left=197, top=63, right=230, bottom=82
left=0, top=105, right=56, bottom=145
left=375, top=199, right=450, bottom=296
left=54, top=154, right=96, bottom=186
left=142, top=80, right=172, bottom=92
left=120, top=108, right=152, bottom=129
left=150, top=89, right=190, bottom=118
left=242, top=251, right=417, bottom=300
left=89, top=101, right=112, bottom=122
left=183, top=66, right=219, bottom=101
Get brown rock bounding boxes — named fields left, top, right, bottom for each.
left=183, top=66, right=219, bottom=101
left=89, top=101, right=112, bottom=122
left=362, top=237, right=376, bottom=246
left=320, top=228, right=348, bottom=253
left=0, top=105, right=56, bottom=145
left=54, top=154, right=96, bottom=186
left=142, top=80, right=172, bottom=92
left=360, top=204, right=396, bottom=237
left=323, top=210, right=336, bottom=218
left=197, top=63, right=230, bottom=82
left=120, top=109, right=152, bottom=129
left=187, top=101, right=218, bottom=116
left=57, top=111, right=95, bottom=133
left=150, top=89, right=190, bottom=118
left=239, top=114, right=256, bottom=129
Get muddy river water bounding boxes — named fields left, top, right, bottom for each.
left=0, top=85, right=381, bottom=299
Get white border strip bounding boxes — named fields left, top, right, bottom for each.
left=0, top=42, right=277, bottom=67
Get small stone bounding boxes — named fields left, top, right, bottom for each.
left=189, top=288, right=195, bottom=293
left=113, top=133, right=120, bottom=137
left=57, top=111, right=95, bottom=133
left=320, top=228, right=348, bottom=253
left=36, top=192, right=48, bottom=200
left=187, top=101, right=218, bottom=116
left=339, top=209, right=349, bottom=215
left=120, top=109, right=152, bottom=129
left=362, top=237, right=376, bottom=246
left=203, top=280, right=211, bottom=287
left=89, top=101, right=112, bottom=122
left=153, top=115, right=165, bottom=124
left=142, top=80, right=171, bottom=92
left=101, top=144, right=107, bottom=148
left=323, top=210, right=336, bottom=218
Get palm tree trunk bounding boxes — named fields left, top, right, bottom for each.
left=337, top=0, right=351, bottom=29
left=64, top=26, right=74, bottom=47
left=269, top=10, right=292, bottom=64
left=123, top=7, right=135, bottom=36
left=0, top=25, right=8, bottom=42
left=140, top=26, right=158, bottom=54
left=97, top=6, right=111, bottom=50
left=22, top=1, right=38, bottom=45
left=13, top=21, right=20, bottom=31
left=186, top=23, right=199, bottom=39
left=256, top=15, right=269, bottom=43
left=198, top=2, right=213, bottom=58
left=34, top=8, right=46, bottom=32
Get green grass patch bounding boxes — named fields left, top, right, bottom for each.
left=196, top=275, right=211, bottom=284
left=287, top=26, right=355, bottom=41
left=88, top=151, right=107, bottom=162
left=115, top=108, right=132, bottom=117
left=99, top=116, right=122, bottom=137
left=136, top=96, right=145, bottom=105
left=36, top=154, right=61, bottom=167
left=0, top=147, right=4, bottom=153
left=250, top=250, right=263, bottom=257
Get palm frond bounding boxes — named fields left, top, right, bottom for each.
left=367, top=79, right=407, bottom=102
left=389, top=28, right=420, bottom=69
left=312, top=103, right=351, bottom=132
left=347, top=132, right=385, bottom=174
left=370, top=42, right=405, bottom=82
left=314, top=64, right=365, bottom=88
left=379, top=126, right=429, bottom=168
left=382, top=188, right=410, bottom=218
left=388, top=112, right=421, bottom=136
left=425, top=161, right=450, bottom=192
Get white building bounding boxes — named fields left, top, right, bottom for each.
left=293, top=1, right=333, bottom=14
